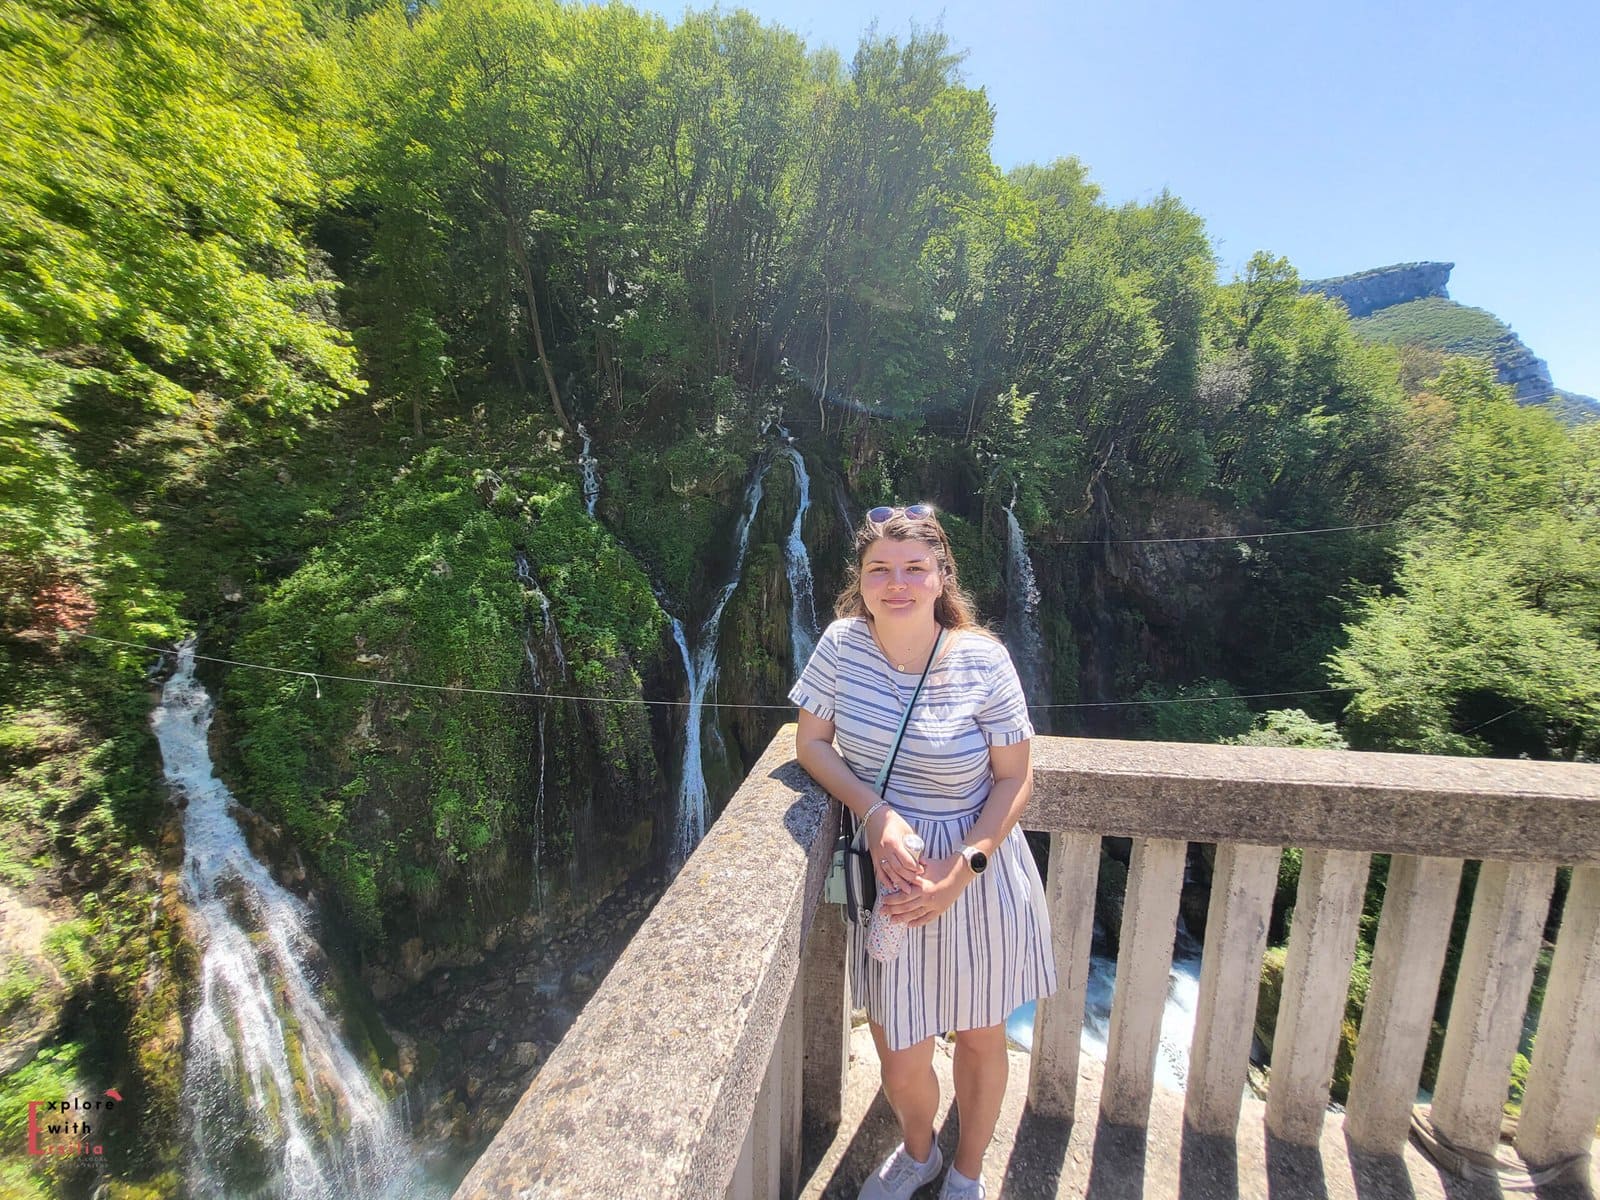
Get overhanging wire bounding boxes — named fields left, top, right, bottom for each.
left=71, top=632, right=1352, bottom=711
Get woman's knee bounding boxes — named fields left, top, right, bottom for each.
left=877, top=1038, right=936, bottom=1091
left=951, top=1023, right=1007, bottom=1056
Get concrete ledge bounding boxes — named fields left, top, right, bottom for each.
left=454, top=726, right=831, bottom=1200
left=1030, top=738, right=1600, bottom=863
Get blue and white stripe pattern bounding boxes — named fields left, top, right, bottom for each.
left=791, top=617, right=1058, bottom=1050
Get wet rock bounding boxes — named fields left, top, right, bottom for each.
left=400, top=938, right=426, bottom=980
left=366, top=965, right=402, bottom=1002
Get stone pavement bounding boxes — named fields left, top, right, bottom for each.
left=800, top=1026, right=1599, bottom=1200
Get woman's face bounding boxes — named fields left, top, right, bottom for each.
left=859, top=536, right=944, bottom=626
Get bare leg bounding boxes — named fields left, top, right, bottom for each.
left=950, top=1023, right=1008, bottom=1179
left=868, top=1021, right=939, bottom=1162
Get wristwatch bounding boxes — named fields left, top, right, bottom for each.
left=959, top=844, right=988, bottom=875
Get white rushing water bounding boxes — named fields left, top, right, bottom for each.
left=1003, top=499, right=1050, bottom=715
left=776, top=445, right=819, bottom=673
left=154, top=641, right=415, bottom=1200
left=1006, top=923, right=1204, bottom=1093
left=671, top=461, right=769, bottom=859
left=577, top=423, right=600, bottom=518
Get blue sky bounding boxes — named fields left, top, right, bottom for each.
left=642, top=0, right=1600, bottom=398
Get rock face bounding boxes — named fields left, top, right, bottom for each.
left=1303, top=262, right=1454, bottom=319
left=1306, top=262, right=1598, bottom=420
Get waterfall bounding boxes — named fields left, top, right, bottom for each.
left=667, top=616, right=705, bottom=861
left=776, top=445, right=818, bottom=673
left=671, top=460, right=770, bottom=860
left=515, top=553, right=566, bottom=886
left=576, top=423, right=600, bottom=518
left=1003, top=498, right=1050, bottom=719
left=1006, top=922, right=1204, bottom=1093
left=154, top=641, right=415, bottom=1200
left=666, top=434, right=818, bottom=862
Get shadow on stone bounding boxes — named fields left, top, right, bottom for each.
left=1085, top=1116, right=1149, bottom=1200
left=1532, top=1163, right=1596, bottom=1200
left=1348, top=1143, right=1417, bottom=1200
left=1264, top=1130, right=1329, bottom=1200
left=1179, top=1121, right=1241, bottom=1200
left=999, top=1103, right=1073, bottom=1199
left=1432, top=1163, right=1504, bottom=1200
left=807, top=1090, right=936, bottom=1199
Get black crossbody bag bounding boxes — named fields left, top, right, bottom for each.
left=829, top=629, right=945, bottom=926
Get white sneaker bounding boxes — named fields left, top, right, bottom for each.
left=858, top=1140, right=944, bottom=1200
left=938, top=1165, right=986, bottom=1200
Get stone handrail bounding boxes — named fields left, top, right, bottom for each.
left=452, top=727, right=835, bottom=1199
left=456, top=729, right=1600, bottom=1198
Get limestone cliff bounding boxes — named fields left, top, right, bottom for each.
left=1304, top=263, right=1598, bottom=420
left=1303, top=261, right=1454, bottom=318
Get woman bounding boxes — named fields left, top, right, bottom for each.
left=790, top=504, right=1056, bottom=1200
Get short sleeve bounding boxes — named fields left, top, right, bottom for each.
left=975, top=644, right=1035, bottom=746
left=789, top=620, right=845, bottom=720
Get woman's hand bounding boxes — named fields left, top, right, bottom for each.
left=876, top=854, right=969, bottom=927
left=868, top=807, right=925, bottom=893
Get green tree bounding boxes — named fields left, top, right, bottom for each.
left=1331, top=363, right=1600, bottom=757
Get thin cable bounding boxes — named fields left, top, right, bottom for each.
left=73, top=633, right=795, bottom=710
left=1029, top=687, right=1350, bottom=710
left=70, top=632, right=1348, bottom=713
left=1045, top=519, right=1402, bottom=545
left=1460, top=705, right=1530, bottom=736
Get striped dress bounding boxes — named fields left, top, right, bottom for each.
left=790, top=617, right=1057, bottom=1051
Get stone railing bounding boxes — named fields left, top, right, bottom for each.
left=453, top=729, right=1600, bottom=1199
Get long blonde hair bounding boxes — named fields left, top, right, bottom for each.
left=833, top=506, right=986, bottom=632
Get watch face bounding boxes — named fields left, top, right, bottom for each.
left=965, top=846, right=988, bottom=874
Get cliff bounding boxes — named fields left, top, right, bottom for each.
left=1305, top=263, right=1598, bottom=419
left=1303, top=261, right=1454, bottom=318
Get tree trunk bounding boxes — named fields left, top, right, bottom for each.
left=504, top=213, right=573, bottom=434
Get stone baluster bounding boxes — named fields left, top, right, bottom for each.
left=750, top=1022, right=783, bottom=1199
left=1264, top=849, right=1370, bottom=1145
left=1102, top=837, right=1187, bottom=1127
left=1028, top=832, right=1101, bottom=1121
left=1431, top=861, right=1555, bottom=1157
left=780, top=981, right=803, bottom=1197
left=801, top=908, right=849, bottom=1135
left=1344, top=854, right=1463, bottom=1155
left=1185, top=842, right=1279, bottom=1137
left=728, top=1115, right=754, bottom=1200
left=1515, top=864, right=1600, bottom=1172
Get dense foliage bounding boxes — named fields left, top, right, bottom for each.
left=1352, top=296, right=1513, bottom=360
left=3, top=0, right=1597, bottom=1191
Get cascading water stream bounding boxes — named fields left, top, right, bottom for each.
left=1006, top=920, right=1204, bottom=1092
left=776, top=444, right=818, bottom=673
left=515, top=553, right=567, bottom=886
left=154, top=640, right=415, bottom=1200
left=1003, top=495, right=1050, bottom=720
left=671, top=460, right=769, bottom=860
left=577, top=423, right=600, bottom=518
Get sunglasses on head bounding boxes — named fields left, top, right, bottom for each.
left=866, top=504, right=934, bottom=523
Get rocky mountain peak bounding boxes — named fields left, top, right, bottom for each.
left=1302, top=262, right=1455, bottom=318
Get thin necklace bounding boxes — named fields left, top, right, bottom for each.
left=872, top=622, right=941, bottom=672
